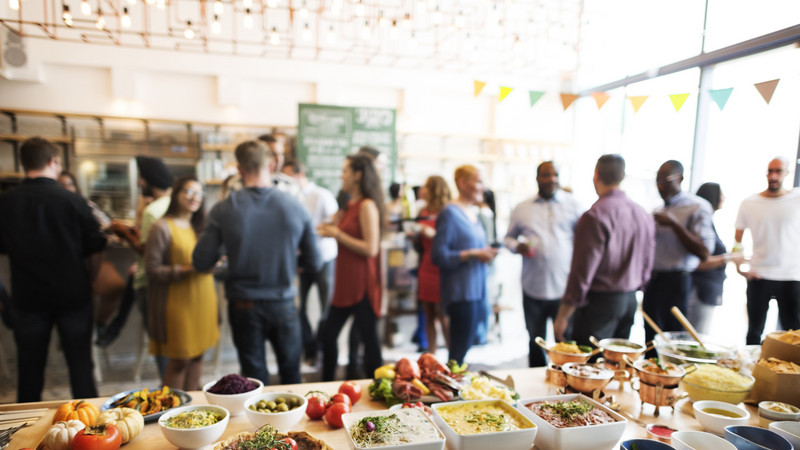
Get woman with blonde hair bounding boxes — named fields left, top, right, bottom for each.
left=432, top=165, right=497, bottom=365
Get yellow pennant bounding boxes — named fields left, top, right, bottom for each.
left=669, top=93, right=690, bottom=112
left=560, top=93, right=579, bottom=111
left=754, top=79, right=780, bottom=104
left=499, top=86, right=513, bottom=103
left=628, top=96, right=648, bottom=113
left=591, top=92, right=610, bottom=110
left=474, top=80, right=487, bottom=97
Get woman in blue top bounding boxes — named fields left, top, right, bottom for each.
left=432, top=165, right=498, bottom=365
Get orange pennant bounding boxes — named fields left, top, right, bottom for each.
left=499, top=86, right=513, bottom=103
left=474, top=80, right=487, bottom=97
left=628, top=96, right=648, bottom=113
left=560, top=93, right=579, bottom=111
left=669, top=93, right=690, bottom=112
left=591, top=92, right=610, bottom=110
left=754, top=79, right=780, bottom=104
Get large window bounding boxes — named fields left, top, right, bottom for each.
left=704, top=0, right=800, bottom=51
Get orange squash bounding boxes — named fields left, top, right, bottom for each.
left=52, top=401, right=100, bottom=426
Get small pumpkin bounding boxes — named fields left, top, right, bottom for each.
left=94, top=407, right=144, bottom=444
left=53, top=400, right=101, bottom=426
left=43, top=420, right=85, bottom=450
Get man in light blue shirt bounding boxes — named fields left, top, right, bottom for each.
left=643, top=160, right=715, bottom=347
left=505, top=161, right=583, bottom=366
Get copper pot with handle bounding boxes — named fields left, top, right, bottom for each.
left=590, top=336, right=652, bottom=364
left=535, top=336, right=597, bottom=366
left=561, top=362, right=628, bottom=394
left=623, top=354, right=694, bottom=386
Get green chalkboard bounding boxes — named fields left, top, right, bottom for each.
left=297, top=103, right=396, bottom=193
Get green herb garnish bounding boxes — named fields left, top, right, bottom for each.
left=466, top=411, right=508, bottom=431
left=541, top=399, right=593, bottom=420
left=351, top=414, right=405, bottom=447
left=238, top=425, right=291, bottom=450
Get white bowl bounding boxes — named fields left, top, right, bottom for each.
left=672, top=430, right=737, bottom=450
left=158, top=404, right=230, bottom=450
left=202, top=377, right=263, bottom=416
left=432, top=399, right=536, bottom=450
left=769, top=421, right=800, bottom=449
left=516, top=393, right=626, bottom=450
left=243, top=392, right=307, bottom=432
left=759, top=401, right=800, bottom=427
left=692, top=400, right=749, bottom=435
left=342, top=408, right=445, bottom=450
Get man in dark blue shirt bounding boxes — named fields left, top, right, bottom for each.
left=0, top=137, right=107, bottom=402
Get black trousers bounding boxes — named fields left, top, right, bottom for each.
left=320, top=296, right=383, bottom=381
left=572, top=291, right=637, bottom=347
left=642, top=271, right=691, bottom=345
left=746, top=279, right=800, bottom=345
left=14, top=302, right=98, bottom=402
left=522, top=294, right=564, bottom=367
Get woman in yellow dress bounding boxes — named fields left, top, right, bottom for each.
left=145, top=175, right=218, bottom=390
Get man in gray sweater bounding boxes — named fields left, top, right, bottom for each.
left=193, top=140, right=321, bottom=385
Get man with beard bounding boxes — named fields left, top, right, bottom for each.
left=735, top=156, right=800, bottom=344
left=504, top=161, right=583, bottom=366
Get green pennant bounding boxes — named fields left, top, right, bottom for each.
left=529, top=90, right=545, bottom=107
left=708, top=88, right=734, bottom=111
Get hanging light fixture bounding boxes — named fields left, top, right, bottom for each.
left=454, top=10, right=465, bottom=28
left=401, top=12, right=411, bottom=30
left=432, top=5, right=442, bottom=25
left=302, top=22, right=312, bottom=41
left=299, top=0, right=308, bottom=19
left=360, top=19, right=370, bottom=39
left=408, top=31, right=417, bottom=49
left=269, top=26, right=279, bottom=45
left=62, top=4, right=73, bottom=26
left=326, top=25, right=336, bottom=43
left=390, top=19, right=399, bottom=40
left=211, top=14, right=221, bottom=34
left=80, top=0, right=91, bottom=16
left=213, top=0, right=223, bottom=15
left=354, top=0, right=364, bottom=17
left=243, top=8, right=253, bottom=28
left=184, top=20, right=194, bottom=39
left=96, top=8, right=105, bottom=29
left=378, top=11, right=388, bottom=28
left=121, top=6, right=132, bottom=27
left=9, top=0, right=19, bottom=11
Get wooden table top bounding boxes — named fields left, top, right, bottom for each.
left=2, top=367, right=759, bottom=449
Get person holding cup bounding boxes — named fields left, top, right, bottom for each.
left=505, top=161, right=584, bottom=367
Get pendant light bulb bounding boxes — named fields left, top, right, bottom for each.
left=269, top=26, right=279, bottom=45
left=243, top=8, right=253, bottom=28
left=302, top=23, right=312, bottom=41
left=378, top=11, right=388, bottom=28
left=360, top=20, right=370, bottom=39
left=96, top=11, right=105, bottom=29
left=213, top=0, right=223, bottom=15
left=184, top=20, right=194, bottom=39
left=62, top=5, right=73, bottom=26
left=354, top=0, right=364, bottom=17
left=432, top=6, right=442, bottom=25
left=211, top=14, right=221, bottom=34
left=9, top=0, right=19, bottom=10
left=80, top=0, right=91, bottom=15
left=454, top=10, right=465, bottom=28
left=401, top=13, right=411, bottom=30
left=390, top=20, right=399, bottom=40
left=121, top=7, right=132, bottom=27
left=408, top=31, right=417, bottom=49
left=326, top=25, right=336, bottom=43
left=298, top=0, right=308, bottom=18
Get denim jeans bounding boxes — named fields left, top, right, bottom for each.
left=522, top=295, right=563, bottom=367
left=228, top=298, right=302, bottom=385
left=14, top=302, right=98, bottom=402
left=298, top=259, right=335, bottom=359
left=320, top=296, right=382, bottom=381
left=746, top=279, right=800, bottom=345
left=447, top=300, right=482, bottom=366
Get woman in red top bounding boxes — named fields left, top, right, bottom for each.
left=317, top=154, right=385, bottom=381
left=415, top=175, right=451, bottom=354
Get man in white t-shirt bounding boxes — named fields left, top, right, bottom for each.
left=283, top=159, right=339, bottom=363
left=735, top=156, right=800, bottom=345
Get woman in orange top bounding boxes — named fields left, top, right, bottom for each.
left=318, top=154, right=385, bottom=381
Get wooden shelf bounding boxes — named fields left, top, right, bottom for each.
left=0, top=133, right=71, bottom=144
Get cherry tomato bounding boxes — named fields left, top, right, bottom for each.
left=324, top=402, right=351, bottom=428
left=305, top=395, right=330, bottom=420
left=270, top=437, right=297, bottom=450
left=72, top=424, right=122, bottom=450
left=330, top=392, right=352, bottom=407
left=338, top=381, right=362, bottom=405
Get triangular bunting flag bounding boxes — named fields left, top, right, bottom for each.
left=754, top=79, right=780, bottom=104
left=474, top=80, right=486, bottom=97
left=560, top=93, right=579, bottom=111
left=529, top=90, right=545, bottom=107
left=669, top=93, right=690, bottom=112
left=708, top=88, right=734, bottom=111
left=499, top=86, right=513, bottom=103
left=591, top=92, right=610, bottom=110
left=628, top=96, right=648, bottom=113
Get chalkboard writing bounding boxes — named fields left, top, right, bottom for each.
left=297, top=103, right=396, bottom=193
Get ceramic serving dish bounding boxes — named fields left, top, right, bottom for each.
left=769, top=421, right=800, bottom=449
left=342, top=407, right=445, bottom=450
left=724, top=425, right=793, bottom=450
left=671, top=430, right=737, bottom=450
left=158, top=404, right=230, bottom=450
left=692, top=400, right=750, bottom=435
left=202, top=377, right=263, bottom=416
left=431, top=399, right=537, bottom=450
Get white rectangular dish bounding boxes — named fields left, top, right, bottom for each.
left=431, top=399, right=537, bottom=450
left=515, top=393, right=626, bottom=450
left=342, top=407, right=446, bottom=450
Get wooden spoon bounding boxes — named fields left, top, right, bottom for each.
left=671, top=306, right=707, bottom=349
left=640, top=308, right=673, bottom=345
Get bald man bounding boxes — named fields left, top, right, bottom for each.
left=735, top=157, right=800, bottom=344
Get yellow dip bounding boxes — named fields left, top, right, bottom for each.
left=702, top=408, right=742, bottom=418
left=436, top=401, right=533, bottom=435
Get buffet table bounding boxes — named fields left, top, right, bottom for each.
left=2, top=367, right=760, bottom=449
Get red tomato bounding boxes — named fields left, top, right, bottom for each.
left=324, top=402, right=351, bottom=428
left=338, top=381, right=362, bottom=405
left=305, top=395, right=329, bottom=420
left=330, top=392, right=352, bottom=407
left=270, top=438, right=297, bottom=450
left=72, top=424, right=122, bottom=450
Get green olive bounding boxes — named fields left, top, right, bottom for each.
left=266, top=401, right=277, bottom=410
left=277, top=403, right=289, bottom=412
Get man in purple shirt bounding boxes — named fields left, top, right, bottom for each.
left=554, top=154, right=655, bottom=345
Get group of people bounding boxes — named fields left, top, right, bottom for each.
left=0, top=134, right=798, bottom=404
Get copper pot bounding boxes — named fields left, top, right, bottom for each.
left=561, top=363, right=626, bottom=394
left=536, top=337, right=596, bottom=366
left=633, top=378, right=683, bottom=407
left=624, top=354, right=693, bottom=386
left=590, top=336, right=650, bottom=364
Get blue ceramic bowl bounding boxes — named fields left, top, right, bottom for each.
left=724, top=425, right=793, bottom=450
left=620, top=439, right=677, bottom=450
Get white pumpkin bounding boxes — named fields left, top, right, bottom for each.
left=43, top=420, right=85, bottom=450
left=94, top=407, right=144, bottom=444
